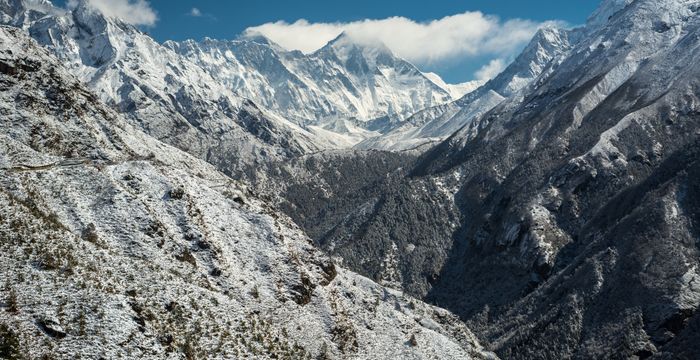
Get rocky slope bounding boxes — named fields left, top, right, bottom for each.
left=0, top=25, right=495, bottom=359
left=318, top=0, right=700, bottom=358
left=247, top=150, right=418, bottom=245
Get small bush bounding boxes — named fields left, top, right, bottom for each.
left=0, top=324, right=22, bottom=360
left=81, top=223, right=100, bottom=245
left=175, top=250, right=197, bottom=267
left=408, top=334, right=418, bottom=347
left=250, top=286, right=259, bottom=299
left=5, top=289, right=18, bottom=314
left=182, top=334, right=202, bottom=360
left=169, top=187, right=185, bottom=200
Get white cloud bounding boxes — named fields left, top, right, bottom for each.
left=474, top=58, right=507, bottom=81
left=67, top=0, right=157, bottom=26
left=244, top=12, right=558, bottom=66
left=186, top=7, right=216, bottom=21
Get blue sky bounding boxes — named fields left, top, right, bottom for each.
left=55, top=0, right=601, bottom=83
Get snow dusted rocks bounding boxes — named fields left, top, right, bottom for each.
left=0, top=26, right=493, bottom=359
left=3, top=0, right=481, bottom=154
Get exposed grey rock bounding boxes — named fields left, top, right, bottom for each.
left=36, top=316, right=67, bottom=339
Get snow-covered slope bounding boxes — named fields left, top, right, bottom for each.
left=165, top=32, right=468, bottom=145
left=356, top=92, right=505, bottom=151
left=358, top=25, right=578, bottom=150
left=0, top=25, right=495, bottom=359
left=0, top=0, right=337, bottom=177
left=422, top=72, right=483, bottom=100
left=586, top=0, right=634, bottom=28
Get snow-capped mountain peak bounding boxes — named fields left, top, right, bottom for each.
left=315, top=31, right=395, bottom=67
left=166, top=29, right=467, bottom=145
left=4, top=1, right=474, bottom=150
left=237, top=32, right=282, bottom=46
left=1, top=0, right=337, bottom=177
left=1, top=0, right=65, bottom=26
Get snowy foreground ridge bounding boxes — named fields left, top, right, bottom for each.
left=0, top=26, right=493, bottom=359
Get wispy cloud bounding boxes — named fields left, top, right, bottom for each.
left=67, top=0, right=157, bottom=26
left=474, top=58, right=507, bottom=81
left=244, top=12, right=561, bottom=70
left=186, top=6, right=216, bottom=21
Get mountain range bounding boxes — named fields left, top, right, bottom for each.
left=165, top=33, right=479, bottom=147
left=1, top=0, right=700, bottom=358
